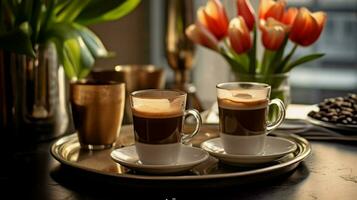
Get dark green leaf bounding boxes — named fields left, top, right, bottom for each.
left=40, top=0, right=56, bottom=40
left=220, top=48, right=248, bottom=74
left=74, top=24, right=109, bottom=58
left=50, top=37, right=77, bottom=78
left=54, top=0, right=71, bottom=15
left=283, top=53, right=325, bottom=72
left=56, top=0, right=91, bottom=22
left=46, top=23, right=95, bottom=79
left=270, top=36, right=288, bottom=74
left=276, top=44, right=298, bottom=73
left=76, top=0, right=141, bottom=25
left=0, top=22, right=35, bottom=57
left=248, top=26, right=257, bottom=74
left=30, top=0, right=43, bottom=44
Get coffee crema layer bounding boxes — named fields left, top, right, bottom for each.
left=132, top=106, right=183, bottom=119
left=218, top=96, right=268, bottom=110
left=218, top=97, right=268, bottom=136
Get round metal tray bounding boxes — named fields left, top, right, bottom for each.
left=50, top=125, right=311, bottom=187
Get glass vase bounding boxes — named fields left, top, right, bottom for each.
left=0, top=42, right=73, bottom=142
left=233, top=73, right=291, bottom=106
left=233, top=73, right=290, bottom=121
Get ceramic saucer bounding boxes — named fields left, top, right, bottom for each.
left=110, top=145, right=209, bottom=174
left=200, top=136, right=297, bottom=166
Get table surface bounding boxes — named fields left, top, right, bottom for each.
left=2, top=105, right=357, bottom=200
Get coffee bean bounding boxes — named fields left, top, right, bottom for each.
left=321, top=117, right=329, bottom=122
left=311, top=94, right=357, bottom=125
left=342, top=102, right=352, bottom=108
left=331, top=116, right=339, bottom=122
left=341, top=111, right=353, bottom=117
left=346, top=117, right=353, bottom=122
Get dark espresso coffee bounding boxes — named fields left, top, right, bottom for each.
left=132, top=108, right=183, bottom=144
left=218, top=97, right=268, bottom=136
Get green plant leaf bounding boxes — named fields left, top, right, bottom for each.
left=61, top=37, right=95, bottom=80
left=248, top=26, right=257, bottom=74
left=270, top=36, right=288, bottom=74
left=74, top=24, right=109, bottom=58
left=30, top=0, right=43, bottom=44
left=283, top=53, right=325, bottom=72
left=75, top=0, right=141, bottom=25
left=0, top=22, right=35, bottom=57
left=56, top=0, right=91, bottom=22
left=40, top=0, right=56, bottom=40
left=46, top=23, right=95, bottom=79
left=54, top=0, right=72, bottom=15
left=220, top=48, right=248, bottom=74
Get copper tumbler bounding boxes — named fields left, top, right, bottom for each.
left=70, top=80, right=125, bottom=150
left=90, top=65, right=165, bottom=124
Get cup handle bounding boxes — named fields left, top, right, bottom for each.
left=266, top=99, right=286, bottom=134
left=181, top=109, right=202, bottom=144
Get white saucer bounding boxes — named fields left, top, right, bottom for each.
left=200, top=136, right=297, bottom=166
left=110, top=145, right=209, bottom=174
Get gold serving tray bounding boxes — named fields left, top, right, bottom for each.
left=50, top=125, right=311, bottom=186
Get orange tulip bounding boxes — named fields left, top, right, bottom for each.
left=281, top=7, right=298, bottom=26
left=228, top=17, right=252, bottom=54
left=289, top=8, right=327, bottom=46
left=236, top=0, right=255, bottom=31
left=185, top=24, right=219, bottom=51
left=197, top=0, right=229, bottom=40
left=259, top=0, right=286, bottom=21
left=260, top=18, right=289, bottom=50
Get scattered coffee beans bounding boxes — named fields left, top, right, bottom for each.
left=308, top=94, right=357, bottom=125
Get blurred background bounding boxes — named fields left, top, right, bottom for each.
left=90, top=0, right=357, bottom=109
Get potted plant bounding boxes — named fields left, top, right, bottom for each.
left=0, top=0, right=141, bottom=140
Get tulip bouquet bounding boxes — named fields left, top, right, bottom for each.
left=186, top=0, right=327, bottom=88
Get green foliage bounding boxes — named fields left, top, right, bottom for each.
left=0, top=0, right=141, bottom=80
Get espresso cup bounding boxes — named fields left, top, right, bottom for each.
left=216, top=82, right=286, bottom=155
left=70, top=80, right=125, bottom=150
left=130, top=89, right=202, bottom=165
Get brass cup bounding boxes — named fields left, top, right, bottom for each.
left=70, top=80, right=125, bottom=150
left=90, top=65, right=165, bottom=124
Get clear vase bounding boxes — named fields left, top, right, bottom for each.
left=233, top=73, right=291, bottom=106
left=233, top=73, right=290, bottom=121
left=0, top=42, right=73, bottom=142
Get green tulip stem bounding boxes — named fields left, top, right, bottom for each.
left=280, top=44, right=298, bottom=72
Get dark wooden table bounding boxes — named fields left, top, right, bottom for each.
left=1, top=132, right=357, bottom=200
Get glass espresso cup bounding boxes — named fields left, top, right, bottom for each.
left=130, top=89, right=202, bottom=165
left=216, top=82, right=286, bottom=155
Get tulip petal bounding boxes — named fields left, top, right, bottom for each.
left=259, top=0, right=275, bottom=19
left=197, top=7, right=209, bottom=27
left=259, top=0, right=286, bottom=21
left=197, top=0, right=229, bottom=40
left=260, top=18, right=287, bottom=50
left=228, top=17, right=252, bottom=54
left=281, top=7, right=298, bottom=26
left=289, top=7, right=326, bottom=46
left=237, top=0, right=255, bottom=31
left=185, top=24, right=219, bottom=51
left=307, top=12, right=327, bottom=45
left=264, top=0, right=286, bottom=21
